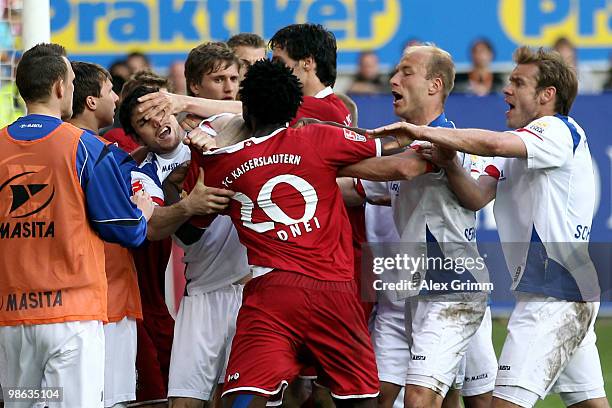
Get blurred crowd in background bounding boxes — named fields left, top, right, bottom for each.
left=2, top=0, right=612, bottom=128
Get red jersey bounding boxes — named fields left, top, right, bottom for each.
left=290, top=87, right=352, bottom=127
left=103, top=127, right=140, bottom=153
left=289, top=87, right=366, bottom=293
left=188, top=124, right=380, bottom=282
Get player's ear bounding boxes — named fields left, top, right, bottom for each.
left=429, top=77, right=443, bottom=96
left=54, top=78, right=64, bottom=100
left=538, top=86, right=556, bottom=106
left=189, top=82, right=200, bottom=97
left=302, top=56, right=315, bottom=72
left=85, top=95, right=97, bottom=111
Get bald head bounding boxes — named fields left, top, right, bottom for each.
left=403, top=45, right=455, bottom=102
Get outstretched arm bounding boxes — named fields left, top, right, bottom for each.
left=136, top=91, right=242, bottom=126
left=338, top=149, right=432, bottom=181
left=294, top=118, right=414, bottom=155
left=367, top=121, right=527, bottom=158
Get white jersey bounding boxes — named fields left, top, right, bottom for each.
left=175, top=113, right=250, bottom=294
left=364, top=180, right=398, bottom=244
left=484, top=114, right=599, bottom=301
left=364, top=113, right=489, bottom=297
left=130, top=143, right=191, bottom=204
left=174, top=215, right=250, bottom=295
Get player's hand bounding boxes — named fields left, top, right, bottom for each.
left=183, top=168, right=234, bottom=215
left=180, top=114, right=204, bottom=132
left=184, top=127, right=217, bottom=152
left=131, top=190, right=155, bottom=221
left=292, top=117, right=321, bottom=129
left=366, top=121, right=424, bottom=148
left=137, top=91, right=184, bottom=126
left=431, top=144, right=456, bottom=168
left=166, top=161, right=191, bottom=187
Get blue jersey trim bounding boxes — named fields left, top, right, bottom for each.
left=554, top=114, right=581, bottom=154
left=421, top=226, right=476, bottom=295
left=429, top=112, right=455, bottom=129
left=515, top=227, right=583, bottom=301
left=7, top=114, right=63, bottom=140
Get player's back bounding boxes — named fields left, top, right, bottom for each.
left=197, top=124, right=380, bottom=282
left=290, top=87, right=351, bottom=126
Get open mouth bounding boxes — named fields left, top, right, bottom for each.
left=157, top=125, right=171, bottom=140
left=392, top=91, right=403, bottom=103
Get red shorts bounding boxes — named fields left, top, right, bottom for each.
left=135, top=312, right=174, bottom=402
left=222, top=272, right=379, bottom=401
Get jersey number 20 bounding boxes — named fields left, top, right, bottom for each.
left=232, top=174, right=319, bottom=233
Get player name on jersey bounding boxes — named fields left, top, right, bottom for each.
left=2, top=290, right=63, bottom=312
left=221, top=153, right=302, bottom=188
left=0, top=221, right=55, bottom=239
left=276, top=216, right=322, bottom=241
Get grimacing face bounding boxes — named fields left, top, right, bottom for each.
left=389, top=50, right=433, bottom=122
left=503, top=63, right=543, bottom=129
left=130, top=109, right=182, bottom=154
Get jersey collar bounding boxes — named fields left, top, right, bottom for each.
left=428, top=112, right=447, bottom=127
left=202, top=126, right=287, bottom=155
left=428, top=112, right=455, bottom=129
left=313, top=86, right=333, bottom=99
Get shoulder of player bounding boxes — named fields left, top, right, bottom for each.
left=131, top=163, right=162, bottom=186
left=514, top=115, right=570, bottom=140
left=298, top=122, right=344, bottom=137
left=78, top=129, right=107, bottom=158
left=138, top=152, right=157, bottom=167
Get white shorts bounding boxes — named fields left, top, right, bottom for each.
left=0, top=320, right=104, bottom=407
left=461, top=306, right=497, bottom=397
left=371, top=297, right=409, bottom=386
left=168, top=284, right=243, bottom=401
left=104, top=317, right=137, bottom=407
left=495, top=294, right=603, bottom=403
left=405, top=295, right=487, bottom=396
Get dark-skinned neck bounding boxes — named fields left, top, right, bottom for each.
left=250, top=121, right=287, bottom=138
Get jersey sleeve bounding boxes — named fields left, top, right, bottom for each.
left=307, top=124, right=381, bottom=168
left=108, top=143, right=137, bottom=186
left=130, top=166, right=164, bottom=206
left=77, top=133, right=147, bottom=247
left=482, top=156, right=506, bottom=180
left=508, top=116, right=573, bottom=170
left=361, top=180, right=389, bottom=201
left=465, top=154, right=488, bottom=180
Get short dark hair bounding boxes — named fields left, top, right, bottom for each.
left=119, top=85, right=159, bottom=138
left=514, top=46, right=577, bottom=116
left=240, top=60, right=302, bottom=127
left=227, top=33, right=266, bottom=50
left=16, top=43, right=67, bottom=103
left=120, top=70, right=169, bottom=100
left=71, top=61, right=111, bottom=117
left=185, top=42, right=239, bottom=96
left=269, top=23, right=337, bottom=87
